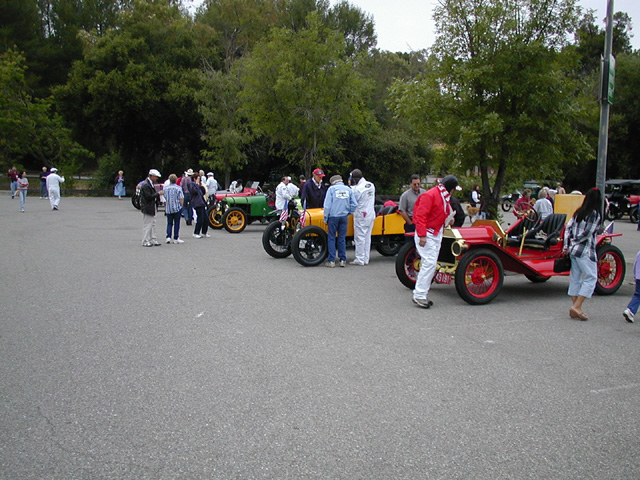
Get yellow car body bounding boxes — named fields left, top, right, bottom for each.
left=300, top=207, right=406, bottom=237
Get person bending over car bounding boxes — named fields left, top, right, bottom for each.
left=411, top=175, right=459, bottom=309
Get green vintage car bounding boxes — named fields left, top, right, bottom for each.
left=218, top=193, right=277, bottom=233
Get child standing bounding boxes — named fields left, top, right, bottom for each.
left=623, top=250, right=640, bottom=323
left=17, top=171, right=29, bottom=212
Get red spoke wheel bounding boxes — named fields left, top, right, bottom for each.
left=395, top=242, right=420, bottom=289
left=594, top=245, right=626, bottom=295
left=454, top=249, right=504, bottom=305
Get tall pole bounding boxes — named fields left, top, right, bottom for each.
left=596, top=0, right=615, bottom=218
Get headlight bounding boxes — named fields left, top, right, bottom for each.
left=451, top=240, right=467, bottom=256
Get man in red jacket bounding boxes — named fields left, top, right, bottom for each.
left=411, top=175, right=459, bottom=308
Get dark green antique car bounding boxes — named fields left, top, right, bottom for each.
left=218, top=193, right=276, bottom=233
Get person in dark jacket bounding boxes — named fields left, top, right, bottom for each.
left=188, top=173, right=209, bottom=238
left=450, top=194, right=466, bottom=227
left=141, top=169, right=163, bottom=247
left=300, top=168, right=327, bottom=209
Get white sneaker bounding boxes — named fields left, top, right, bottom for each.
left=193, top=234, right=201, bottom=238
left=165, top=237, right=171, bottom=243
left=173, top=238, right=184, bottom=244
left=623, top=308, right=635, bottom=323
left=204, top=233, right=211, bottom=238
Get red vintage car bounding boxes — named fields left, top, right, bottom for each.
left=395, top=212, right=626, bottom=305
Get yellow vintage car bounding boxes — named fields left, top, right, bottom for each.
left=290, top=206, right=406, bottom=266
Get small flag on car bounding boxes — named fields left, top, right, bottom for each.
left=279, top=207, right=288, bottom=223
left=299, top=200, right=307, bottom=228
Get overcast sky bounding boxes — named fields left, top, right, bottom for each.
left=335, top=0, right=639, bottom=53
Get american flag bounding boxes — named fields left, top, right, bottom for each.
left=299, top=200, right=307, bottom=228
left=279, top=206, right=288, bottom=223
left=603, top=221, right=614, bottom=235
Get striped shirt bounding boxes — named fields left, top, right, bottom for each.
left=563, top=211, right=600, bottom=261
left=163, top=183, right=184, bottom=214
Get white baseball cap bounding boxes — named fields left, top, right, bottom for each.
left=148, top=169, right=161, bottom=177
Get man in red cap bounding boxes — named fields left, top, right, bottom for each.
left=300, top=168, right=327, bottom=209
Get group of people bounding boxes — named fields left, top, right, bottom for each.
left=7, top=165, right=65, bottom=212
left=139, top=168, right=219, bottom=247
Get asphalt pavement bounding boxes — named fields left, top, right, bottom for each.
left=2, top=196, right=640, bottom=479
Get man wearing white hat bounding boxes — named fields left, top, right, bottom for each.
left=206, top=172, right=218, bottom=196
left=46, top=167, right=65, bottom=211
left=141, top=169, right=164, bottom=246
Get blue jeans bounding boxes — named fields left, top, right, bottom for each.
left=40, top=181, right=48, bottom=198
left=182, top=193, right=193, bottom=223
left=166, top=211, right=181, bottom=239
left=10, top=180, right=17, bottom=197
left=627, top=279, right=640, bottom=315
left=568, top=254, right=597, bottom=298
left=327, top=216, right=348, bottom=262
left=18, top=190, right=27, bottom=210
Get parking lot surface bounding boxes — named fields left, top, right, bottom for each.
left=2, top=197, right=640, bottom=479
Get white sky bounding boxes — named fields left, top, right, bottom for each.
left=332, top=0, right=640, bottom=52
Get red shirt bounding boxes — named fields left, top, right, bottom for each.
left=413, top=186, right=452, bottom=237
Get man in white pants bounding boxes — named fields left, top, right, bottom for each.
left=349, top=169, right=376, bottom=265
left=46, top=167, right=65, bottom=210
left=411, top=175, right=459, bottom=308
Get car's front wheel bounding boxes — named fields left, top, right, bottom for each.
left=454, top=249, right=504, bottom=305
left=223, top=207, right=247, bottom=233
left=292, top=225, right=328, bottom=266
left=395, top=242, right=420, bottom=289
left=375, top=235, right=403, bottom=256
left=595, top=244, right=626, bottom=295
left=262, top=221, right=293, bottom=258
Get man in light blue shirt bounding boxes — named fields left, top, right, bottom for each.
left=323, top=174, right=357, bottom=268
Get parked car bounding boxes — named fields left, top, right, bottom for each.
left=605, top=179, right=640, bottom=222
left=289, top=204, right=404, bottom=266
left=206, top=182, right=268, bottom=231
left=395, top=214, right=625, bottom=305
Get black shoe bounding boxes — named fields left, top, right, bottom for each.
left=412, top=298, right=433, bottom=309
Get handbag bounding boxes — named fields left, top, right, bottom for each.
left=553, top=255, right=571, bottom=273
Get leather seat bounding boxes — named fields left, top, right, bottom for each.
left=506, top=214, right=566, bottom=249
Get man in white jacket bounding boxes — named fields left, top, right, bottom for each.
left=46, top=168, right=65, bottom=210
left=275, top=176, right=292, bottom=211
left=349, top=169, right=376, bottom=265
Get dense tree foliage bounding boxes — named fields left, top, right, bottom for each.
left=0, top=50, right=90, bottom=175
left=0, top=0, right=638, bottom=193
left=389, top=0, right=596, bottom=210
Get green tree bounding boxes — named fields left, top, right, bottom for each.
left=54, top=0, right=218, bottom=179
left=389, top=0, right=592, bottom=213
left=197, top=67, right=251, bottom=187
left=0, top=49, right=90, bottom=175
left=238, top=13, right=373, bottom=176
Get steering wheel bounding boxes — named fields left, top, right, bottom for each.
left=514, top=205, right=539, bottom=223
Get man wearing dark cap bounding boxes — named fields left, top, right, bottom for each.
left=411, top=175, right=459, bottom=308
left=300, top=168, right=327, bottom=209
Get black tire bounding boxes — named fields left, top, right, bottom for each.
left=262, top=221, right=293, bottom=258
left=594, top=244, right=626, bottom=295
left=207, top=205, right=223, bottom=229
left=131, top=193, right=141, bottom=210
left=454, top=249, right=504, bottom=305
left=292, top=225, right=328, bottom=266
left=375, top=235, right=403, bottom=256
left=630, top=207, right=638, bottom=224
left=525, top=274, right=551, bottom=283
left=501, top=201, right=512, bottom=212
left=395, top=242, right=420, bottom=289
left=605, top=208, right=616, bottom=221
left=222, top=207, right=248, bottom=233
